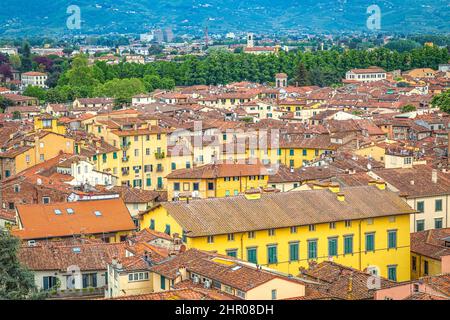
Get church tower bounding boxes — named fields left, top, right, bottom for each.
left=247, top=33, right=254, bottom=48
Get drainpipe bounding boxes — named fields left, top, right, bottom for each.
left=359, top=220, right=362, bottom=271
left=240, top=232, right=245, bottom=260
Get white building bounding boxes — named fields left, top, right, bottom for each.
left=345, top=67, right=386, bottom=83
left=21, top=71, right=48, bottom=88
left=70, top=159, right=117, bottom=187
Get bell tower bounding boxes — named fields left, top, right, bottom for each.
left=247, top=33, right=254, bottom=48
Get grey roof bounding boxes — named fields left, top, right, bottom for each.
left=160, top=186, right=416, bottom=237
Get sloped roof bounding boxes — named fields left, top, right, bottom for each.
left=158, top=186, right=415, bottom=237
left=13, top=198, right=136, bottom=240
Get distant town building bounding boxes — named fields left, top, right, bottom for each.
left=345, top=67, right=387, bottom=83
left=21, top=71, right=48, bottom=88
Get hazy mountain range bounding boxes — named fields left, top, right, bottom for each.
left=1, top=0, right=449, bottom=37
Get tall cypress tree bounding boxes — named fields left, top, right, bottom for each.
left=0, top=231, right=43, bottom=299
left=294, top=62, right=310, bottom=86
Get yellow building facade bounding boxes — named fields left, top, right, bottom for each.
left=141, top=185, right=414, bottom=282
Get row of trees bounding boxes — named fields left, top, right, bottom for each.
left=23, top=45, right=450, bottom=104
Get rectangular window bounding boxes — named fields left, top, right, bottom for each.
left=435, top=218, right=443, bottom=229
left=365, top=233, right=375, bottom=252
left=302, top=149, right=307, bottom=156
left=290, top=226, right=297, bottom=234
left=160, top=275, right=166, bottom=290
left=308, top=240, right=317, bottom=259
left=207, top=236, right=214, bottom=244
left=164, top=224, right=171, bottom=235
left=435, top=199, right=443, bottom=212
left=417, top=201, right=424, bottom=213
left=289, top=149, right=294, bottom=156
left=289, top=242, right=299, bottom=261
left=329, top=222, right=336, bottom=229
left=328, top=237, right=338, bottom=257
left=150, top=219, right=155, bottom=230
left=208, top=182, right=214, bottom=190
left=171, top=162, right=176, bottom=170
left=387, top=266, right=397, bottom=281
left=424, top=260, right=429, bottom=275
left=416, top=219, right=425, bottom=232
left=268, top=229, right=275, bottom=236
left=186, top=162, right=191, bottom=169
left=271, top=289, right=277, bottom=300
left=247, top=247, right=257, bottom=264
left=193, top=183, right=199, bottom=191
left=308, top=224, right=316, bottom=232
left=345, top=220, right=352, bottom=227
left=227, top=233, right=234, bottom=241
left=412, top=256, right=417, bottom=271
left=388, top=230, right=397, bottom=249
left=174, top=182, right=180, bottom=191
left=226, top=249, right=237, bottom=258
left=344, top=235, right=353, bottom=254
left=289, top=159, right=294, bottom=168
left=248, top=231, right=255, bottom=239
left=267, top=245, right=277, bottom=264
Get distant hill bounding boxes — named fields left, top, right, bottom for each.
left=1, top=0, right=449, bottom=36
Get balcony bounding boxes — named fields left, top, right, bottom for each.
left=155, top=151, right=165, bottom=159
left=120, top=142, right=131, bottom=150
left=122, top=156, right=129, bottom=163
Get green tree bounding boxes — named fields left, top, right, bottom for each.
left=400, top=104, right=416, bottom=113
left=23, top=86, right=47, bottom=102
left=93, top=78, right=146, bottom=104
left=12, top=111, right=21, bottom=120
left=8, top=54, right=21, bottom=70
left=0, top=231, right=43, bottom=299
left=431, top=90, right=450, bottom=114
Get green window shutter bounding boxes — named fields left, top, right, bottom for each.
left=308, top=240, right=317, bottom=259
left=149, top=219, right=155, bottom=230
left=344, top=236, right=353, bottom=254
left=302, top=149, right=307, bottom=156
left=113, top=152, right=117, bottom=159
left=93, top=155, right=97, bottom=161
left=160, top=275, right=166, bottom=290
left=289, top=243, right=299, bottom=261
left=388, top=231, right=397, bottom=249
left=146, top=178, right=151, bottom=186
left=268, top=246, right=277, bottom=264
left=328, top=238, right=337, bottom=256
left=366, top=233, right=375, bottom=252
left=247, top=248, right=257, bottom=264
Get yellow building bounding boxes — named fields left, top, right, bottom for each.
left=141, top=184, right=415, bottom=282
left=0, top=131, right=74, bottom=179
left=33, top=114, right=67, bottom=135
left=410, top=228, right=450, bottom=280
left=165, top=162, right=269, bottom=200
left=84, top=113, right=171, bottom=190
left=246, top=134, right=336, bottom=168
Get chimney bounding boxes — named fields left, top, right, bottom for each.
left=177, top=266, right=187, bottom=281
left=337, top=192, right=345, bottom=202
left=431, top=169, right=438, bottom=184
left=410, top=180, right=415, bottom=185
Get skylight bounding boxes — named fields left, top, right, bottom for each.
left=231, top=266, right=242, bottom=271
left=94, top=211, right=102, bottom=216
left=67, top=208, right=74, bottom=214
left=54, top=209, right=62, bottom=215
left=72, top=247, right=81, bottom=253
